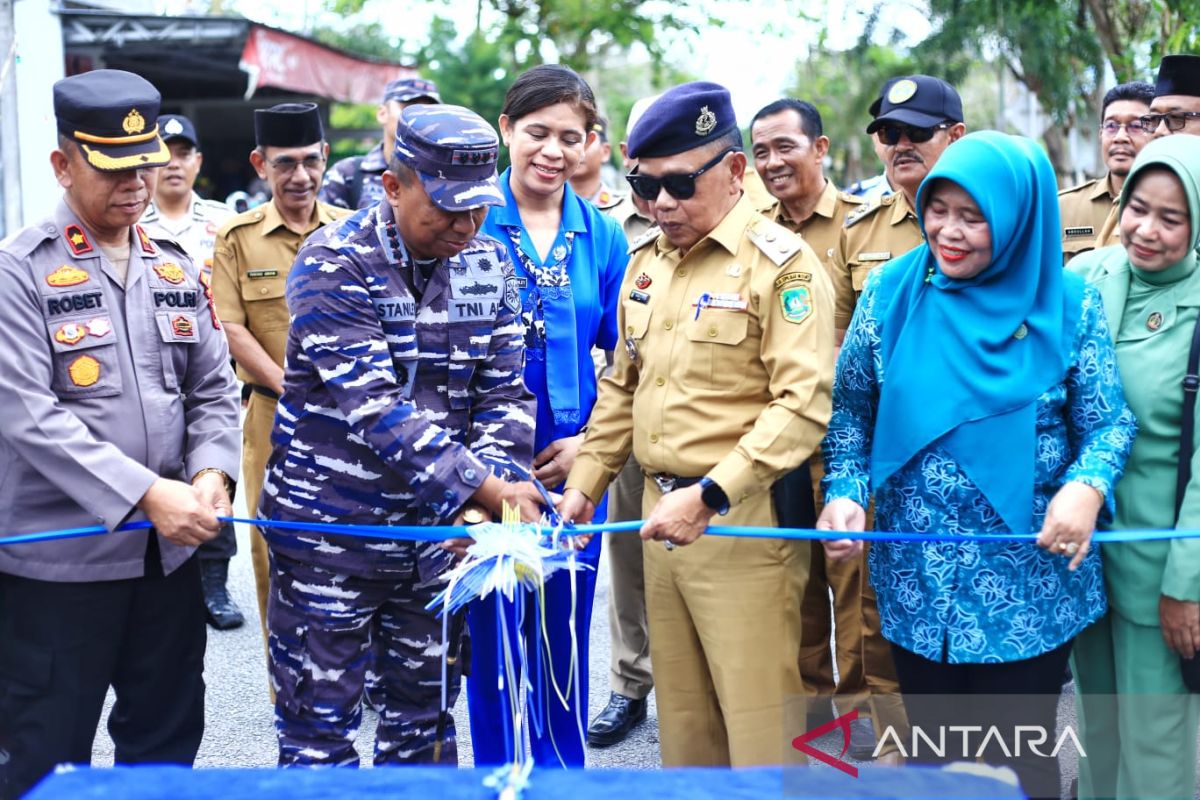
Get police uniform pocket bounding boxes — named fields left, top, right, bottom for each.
left=45, top=317, right=122, bottom=398
left=240, top=274, right=290, bottom=331
left=155, top=312, right=198, bottom=391
left=682, top=312, right=749, bottom=389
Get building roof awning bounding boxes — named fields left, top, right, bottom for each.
left=61, top=8, right=415, bottom=104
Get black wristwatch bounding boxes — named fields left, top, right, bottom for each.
left=698, top=477, right=730, bottom=515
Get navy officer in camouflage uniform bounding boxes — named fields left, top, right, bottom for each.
left=320, top=77, right=441, bottom=211
left=259, top=103, right=544, bottom=767
left=0, top=70, right=239, bottom=798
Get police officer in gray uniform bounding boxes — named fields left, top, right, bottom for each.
left=0, top=70, right=240, bottom=799
left=260, top=103, right=544, bottom=766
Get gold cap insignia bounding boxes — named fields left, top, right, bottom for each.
left=68, top=354, right=101, bottom=387
left=887, top=79, right=918, bottom=105
left=695, top=105, right=718, bottom=136
left=123, top=109, right=146, bottom=135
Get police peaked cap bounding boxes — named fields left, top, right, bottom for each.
left=53, top=69, right=170, bottom=172
left=626, top=82, right=740, bottom=159
left=254, top=103, right=325, bottom=148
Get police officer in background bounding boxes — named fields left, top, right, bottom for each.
left=749, top=97, right=881, bottom=755
left=320, top=77, right=441, bottom=211
left=560, top=82, right=835, bottom=766
left=587, top=94, right=659, bottom=749
left=211, top=104, right=349, bottom=663
left=0, top=70, right=240, bottom=798
left=830, top=75, right=965, bottom=338
left=1058, top=82, right=1154, bottom=264
left=570, top=116, right=622, bottom=209
left=140, top=113, right=242, bottom=630
left=259, top=104, right=544, bottom=766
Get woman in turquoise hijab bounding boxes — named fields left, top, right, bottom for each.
left=1069, top=135, right=1200, bottom=800
left=818, top=131, right=1136, bottom=800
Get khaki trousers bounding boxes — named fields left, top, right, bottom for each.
left=642, top=477, right=807, bottom=766
left=241, top=391, right=276, bottom=665
left=606, top=455, right=652, bottom=699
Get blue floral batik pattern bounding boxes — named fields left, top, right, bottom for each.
left=822, top=272, right=1136, bottom=664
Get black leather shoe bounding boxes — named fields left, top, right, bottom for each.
left=847, top=716, right=878, bottom=760
left=200, top=559, right=245, bottom=631
left=587, top=692, right=647, bottom=747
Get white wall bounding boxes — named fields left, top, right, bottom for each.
left=13, top=0, right=65, bottom=225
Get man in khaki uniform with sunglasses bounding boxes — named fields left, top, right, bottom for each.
left=559, top=81, right=835, bottom=767
left=825, top=75, right=967, bottom=760
left=830, top=75, right=966, bottom=338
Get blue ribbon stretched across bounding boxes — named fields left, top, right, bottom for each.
left=3, top=515, right=1200, bottom=547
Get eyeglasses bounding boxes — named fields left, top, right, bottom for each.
left=625, top=148, right=735, bottom=201
left=875, top=122, right=953, bottom=146
left=267, top=154, right=326, bottom=173
left=1100, top=120, right=1152, bottom=137
left=1139, top=112, right=1200, bottom=132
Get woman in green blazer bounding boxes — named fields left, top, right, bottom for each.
left=1069, top=135, right=1200, bottom=800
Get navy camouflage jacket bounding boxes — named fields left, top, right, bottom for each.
left=260, top=201, right=534, bottom=575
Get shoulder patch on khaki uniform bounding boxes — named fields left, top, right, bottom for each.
left=628, top=226, right=661, bottom=255
left=1057, top=178, right=1099, bottom=198
left=748, top=220, right=804, bottom=268
left=838, top=191, right=865, bottom=206
left=844, top=196, right=883, bottom=228
left=217, top=208, right=265, bottom=238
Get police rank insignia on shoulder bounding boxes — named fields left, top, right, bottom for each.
left=136, top=225, right=156, bottom=255
left=154, top=262, right=186, bottom=285
left=63, top=224, right=94, bottom=256
left=46, top=265, right=90, bottom=287
left=779, top=285, right=813, bottom=325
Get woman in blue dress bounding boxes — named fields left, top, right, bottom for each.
left=465, top=64, right=628, bottom=767
left=817, top=132, right=1136, bottom=799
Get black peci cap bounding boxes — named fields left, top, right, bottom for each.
left=254, top=103, right=324, bottom=148
left=1155, top=54, right=1200, bottom=98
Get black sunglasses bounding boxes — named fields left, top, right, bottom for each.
left=875, top=122, right=952, bottom=146
left=1139, top=111, right=1200, bottom=132
left=625, top=148, right=735, bottom=201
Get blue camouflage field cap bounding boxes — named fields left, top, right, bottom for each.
left=626, top=81, right=739, bottom=159
left=393, top=104, right=504, bottom=211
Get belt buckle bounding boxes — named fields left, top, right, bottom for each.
left=653, top=474, right=677, bottom=494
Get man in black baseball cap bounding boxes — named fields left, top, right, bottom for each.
left=1146, top=54, right=1200, bottom=137
left=321, top=76, right=443, bottom=210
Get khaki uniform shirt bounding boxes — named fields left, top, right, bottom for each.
left=211, top=200, right=349, bottom=383
left=0, top=201, right=240, bottom=581
left=829, top=193, right=924, bottom=329
left=760, top=180, right=864, bottom=268
left=566, top=194, right=834, bottom=506
left=605, top=194, right=654, bottom=244
left=1059, top=175, right=1119, bottom=265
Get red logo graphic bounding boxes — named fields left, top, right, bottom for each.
left=792, top=709, right=859, bottom=777
left=634, top=273, right=652, bottom=289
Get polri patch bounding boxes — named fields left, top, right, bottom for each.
left=154, top=262, right=186, bottom=285
left=779, top=285, right=813, bottom=324
left=68, top=354, right=101, bottom=387
left=46, top=265, right=90, bottom=287
left=63, top=225, right=94, bottom=256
